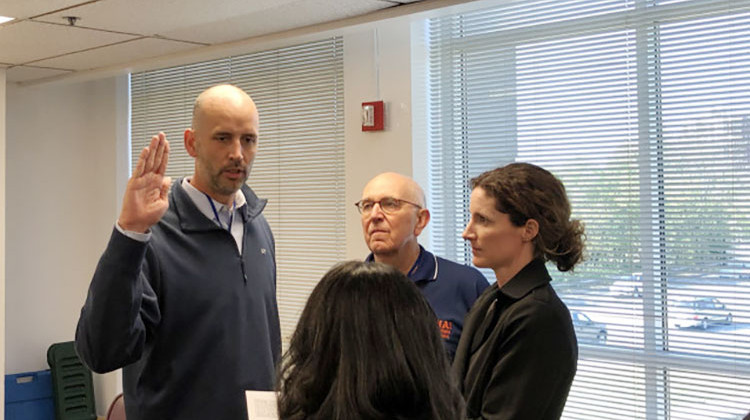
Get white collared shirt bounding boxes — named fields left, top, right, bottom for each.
left=181, top=177, right=246, bottom=253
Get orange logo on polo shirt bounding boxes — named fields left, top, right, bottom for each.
left=438, top=319, right=453, bottom=339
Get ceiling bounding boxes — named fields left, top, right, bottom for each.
left=0, top=0, right=426, bottom=85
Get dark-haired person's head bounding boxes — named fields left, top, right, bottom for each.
left=463, top=162, right=585, bottom=275
left=276, top=261, right=464, bottom=420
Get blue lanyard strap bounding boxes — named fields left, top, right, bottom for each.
left=204, top=193, right=235, bottom=232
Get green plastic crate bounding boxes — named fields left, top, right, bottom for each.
left=46, top=342, right=96, bottom=420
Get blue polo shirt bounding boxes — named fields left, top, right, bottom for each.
left=366, top=246, right=489, bottom=360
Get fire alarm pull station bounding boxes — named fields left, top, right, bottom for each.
left=361, top=101, right=384, bottom=131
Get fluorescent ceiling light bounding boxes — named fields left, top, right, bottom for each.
left=0, top=16, right=15, bottom=24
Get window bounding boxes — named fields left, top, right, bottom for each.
left=130, top=37, right=345, bottom=346
left=425, top=1, right=750, bottom=418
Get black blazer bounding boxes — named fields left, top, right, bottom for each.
left=452, top=259, right=578, bottom=420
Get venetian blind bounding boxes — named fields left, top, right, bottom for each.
left=130, top=37, right=345, bottom=346
left=426, top=1, right=750, bottom=418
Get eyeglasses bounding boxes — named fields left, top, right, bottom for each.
left=354, top=197, right=422, bottom=215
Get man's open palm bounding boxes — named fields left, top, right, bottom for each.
left=118, top=132, right=171, bottom=233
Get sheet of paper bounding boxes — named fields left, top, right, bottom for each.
left=245, top=390, right=278, bottom=420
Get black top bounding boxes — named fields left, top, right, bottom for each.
left=452, top=259, right=578, bottom=420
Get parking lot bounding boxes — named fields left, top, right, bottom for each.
left=562, top=293, right=750, bottom=357
left=562, top=292, right=750, bottom=420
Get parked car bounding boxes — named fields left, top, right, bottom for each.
left=671, top=297, right=733, bottom=330
left=571, top=309, right=607, bottom=344
left=608, top=273, right=643, bottom=298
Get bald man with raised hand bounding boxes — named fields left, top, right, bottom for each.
left=357, top=172, right=489, bottom=361
left=75, top=84, right=280, bottom=420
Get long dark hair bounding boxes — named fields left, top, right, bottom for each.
left=472, top=162, right=585, bottom=272
left=276, top=261, right=464, bottom=420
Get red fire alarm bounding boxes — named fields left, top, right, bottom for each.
left=361, top=101, right=384, bottom=131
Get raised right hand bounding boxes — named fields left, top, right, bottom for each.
left=118, top=133, right=171, bottom=233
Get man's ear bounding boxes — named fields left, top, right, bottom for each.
left=414, top=208, right=431, bottom=236
left=523, top=218, right=539, bottom=242
left=184, top=129, right=198, bottom=157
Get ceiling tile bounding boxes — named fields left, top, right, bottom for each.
left=0, top=0, right=86, bottom=21
left=5, top=66, right=73, bottom=83
left=32, top=38, right=203, bottom=71
left=162, top=0, right=388, bottom=44
left=34, top=0, right=300, bottom=39
left=0, top=20, right=136, bottom=64
left=2, top=0, right=428, bottom=84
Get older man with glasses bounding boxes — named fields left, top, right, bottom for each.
left=356, top=172, right=489, bottom=361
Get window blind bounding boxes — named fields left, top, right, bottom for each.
left=426, top=1, right=750, bottom=418
left=130, top=37, right=345, bottom=346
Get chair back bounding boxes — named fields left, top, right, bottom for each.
left=105, top=393, right=126, bottom=420
left=46, top=341, right=96, bottom=420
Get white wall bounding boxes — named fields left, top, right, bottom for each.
left=0, top=68, right=7, bottom=420
left=343, top=19, right=414, bottom=260
left=5, top=76, right=126, bottom=414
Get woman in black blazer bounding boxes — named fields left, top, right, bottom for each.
left=453, top=162, right=585, bottom=420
